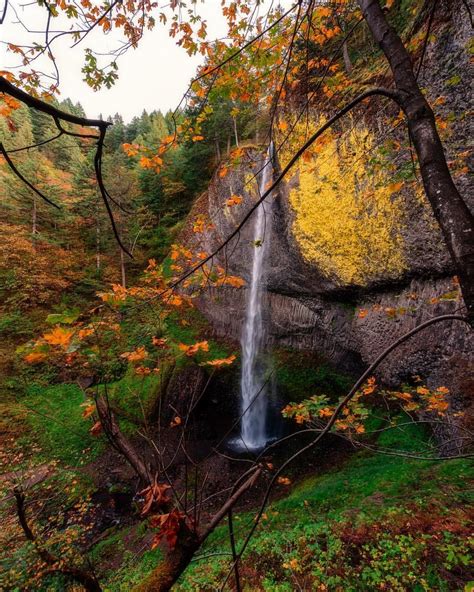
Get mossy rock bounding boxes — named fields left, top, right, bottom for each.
left=103, top=361, right=175, bottom=425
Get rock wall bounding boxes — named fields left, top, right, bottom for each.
left=182, top=0, right=473, bottom=417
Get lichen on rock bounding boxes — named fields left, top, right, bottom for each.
left=287, top=120, right=406, bottom=286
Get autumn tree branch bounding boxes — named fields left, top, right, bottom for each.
left=0, top=75, right=133, bottom=256
left=14, top=487, right=102, bottom=592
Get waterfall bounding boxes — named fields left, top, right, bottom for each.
left=238, top=146, right=274, bottom=451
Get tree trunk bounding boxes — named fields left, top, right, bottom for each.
left=120, top=247, right=126, bottom=288
left=132, top=525, right=200, bottom=592
left=342, top=40, right=353, bottom=74
left=96, top=396, right=150, bottom=483
left=358, top=0, right=474, bottom=322
left=32, top=196, right=37, bottom=248
left=96, top=207, right=101, bottom=273
left=233, top=116, right=239, bottom=147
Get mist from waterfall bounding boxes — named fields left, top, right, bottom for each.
left=239, top=146, right=274, bottom=451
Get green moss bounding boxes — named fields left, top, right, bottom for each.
left=0, top=310, right=34, bottom=337
left=103, top=368, right=165, bottom=424
left=95, top=526, right=163, bottom=591
left=176, top=424, right=473, bottom=591
left=275, top=350, right=352, bottom=401
left=23, top=383, right=104, bottom=465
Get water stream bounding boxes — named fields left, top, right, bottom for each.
left=238, top=146, right=274, bottom=451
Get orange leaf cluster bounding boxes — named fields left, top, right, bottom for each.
left=178, top=341, right=209, bottom=357
left=24, top=352, right=47, bottom=364
left=43, top=327, right=74, bottom=348
left=149, top=509, right=186, bottom=550
left=120, top=346, right=148, bottom=362
left=201, top=354, right=236, bottom=367
left=139, top=479, right=171, bottom=516
left=81, top=402, right=96, bottom=419
left=225, top=194, right=243, bottom=207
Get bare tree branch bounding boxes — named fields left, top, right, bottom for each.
left=0, top=142, right=60, bottom=208
left=14, top=487, right=102, bottom=592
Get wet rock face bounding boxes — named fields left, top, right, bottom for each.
left=183, top=1, right=473, bottom=412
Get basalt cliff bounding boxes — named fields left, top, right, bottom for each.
left=181, top=0, right=473, bottom=434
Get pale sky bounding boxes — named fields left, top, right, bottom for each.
left=0, top=1, right=287, bottom=122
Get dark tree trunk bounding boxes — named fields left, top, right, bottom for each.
left=131, top=467, right=262, bottom=592
left=359, top=0, right=474, bottom=321
left=132, top=524, right=200, bottom=592
left=96, top=396, right=150, bottom=484
left=342, top=40, right=353, bottom=74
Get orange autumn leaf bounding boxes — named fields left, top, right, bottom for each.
left=150, top=509, right=186, bottom=550
left=219, top=166, right=229, bottom=178
left=318, top=407, right=333, bottom=418
left=139, top=479, right=171, bottom=516
left=226, top=276, right=245, bottom=287
left=43, top=327, right=74, bottom=348
left=78, top=327, right=94, bottom=340
left=24, top=351, right=47, bottom=364
left=170, top=416, right=182, bottom=427
left=178, top=341, right=209, bottom=357
left=225, top=194, right=243, bottom=207
left=417, top=386, right=430, bottom=396
left=120, top=346, right=148, bottom=363
left=122, top=142, right=140, bottom=157
left=316, top=7, right=331, bottom=17
left=168, top=295, right=183, bottom=307
left=90, top=421, right=102, bottom=436
left=387, top=182, right=403, bottom=193
left=81, top=403, right=96, bottom=419
left=201, top=354, right=236, bottom=367
left=192, top=135, right=204, bottom=141
left=362, top=377, right=377, bottom=395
